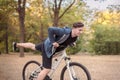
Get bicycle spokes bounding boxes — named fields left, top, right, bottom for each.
left=60, top=62, right=91, bottom=80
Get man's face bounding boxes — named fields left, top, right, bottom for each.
left=73, top=27, right=84, bottom=37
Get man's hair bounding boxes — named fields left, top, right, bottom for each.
left=73, top=22, right=84, bottom=28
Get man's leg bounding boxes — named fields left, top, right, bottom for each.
left=36, top=43, right=52, bottom=80
left=13, top=42, right=36, bottom=51
left=37, top=68, right=51, bottom=80
left=17, top=42, right=36, bottom=50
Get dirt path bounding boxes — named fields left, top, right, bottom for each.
left=0, top=53, right=120, bottom=80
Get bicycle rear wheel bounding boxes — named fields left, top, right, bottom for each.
left=60, top=62, right=91, bottom=80
left=22, top=60, right=42, bottom=80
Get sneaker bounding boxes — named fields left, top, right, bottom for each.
left=13, top=42, right=17, bottom=51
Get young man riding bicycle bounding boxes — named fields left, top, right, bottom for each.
left=13, top=22, right=84, bottom=80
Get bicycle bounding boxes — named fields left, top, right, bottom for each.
left=22, top=50, right=91, bottom=80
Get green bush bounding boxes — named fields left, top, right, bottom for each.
left=94, top=41, right=120, bottom=55
left=92, top=24, right=120, bottom=55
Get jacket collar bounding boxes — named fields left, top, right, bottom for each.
left=63, top=27, right=72, bottom=34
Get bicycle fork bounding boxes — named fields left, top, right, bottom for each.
left=65, top=57, right=76, bottom=80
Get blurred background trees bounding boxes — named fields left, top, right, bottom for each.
left=0, top=0, right=120, bottom=56
left=90, top=4, right=120, bottom=55
left=0, top=0, right=17, bottom=54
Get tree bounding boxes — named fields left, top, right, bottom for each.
left=26, top=0, right=48, bottom=42
left=17, top=0, right=26, bottom=57
left=0, top=0, right=17, bottom=54
left=94, top=9, right=120, bottom=25
left=45, top=0, right=76, bottom=26
left=107, top=5, right=120, bottom=25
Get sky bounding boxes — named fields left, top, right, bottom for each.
left=84, top=0, right=120, bottom=10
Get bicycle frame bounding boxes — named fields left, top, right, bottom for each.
left=48, top=50, right=75, bottom=80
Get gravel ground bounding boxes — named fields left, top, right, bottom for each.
left=0, top=53, right=120, bottom=80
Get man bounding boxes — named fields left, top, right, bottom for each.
left=13, top=22, right=84, bottom=80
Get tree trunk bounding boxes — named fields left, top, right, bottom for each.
left=52, top=0, right=75, bottom=27
left=18, top=0, right=26, bottom=57
left=53, top=10, right=59, bottom=26
left=19, top=15, right=25, bottom=57
left=5, top=25, right=8, bottom=54
left=39, top=23, right=44, bottom=41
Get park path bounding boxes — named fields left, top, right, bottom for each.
left=0, top=53, right=120, bottom=80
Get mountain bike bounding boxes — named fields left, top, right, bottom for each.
left=22, top=50, right=91, bottom=80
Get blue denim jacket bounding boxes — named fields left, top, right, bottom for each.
left=44, top=27, right=72, bottom=58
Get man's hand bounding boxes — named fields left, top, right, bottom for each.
left=52, top=42, right=59, bottom=48
left=73, top=42, right=76, bottom=46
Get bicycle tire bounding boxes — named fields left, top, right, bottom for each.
left=60, top=62, right=91, bottom=80
left=22, top=60, right=41, bottom=80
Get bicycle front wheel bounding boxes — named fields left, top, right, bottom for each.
left=22, top=60, right=42, bottom=80
left=60, top=62, right=91, bottom=80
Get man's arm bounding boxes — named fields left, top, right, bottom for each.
left=48, top=27, right=63, bottom=43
